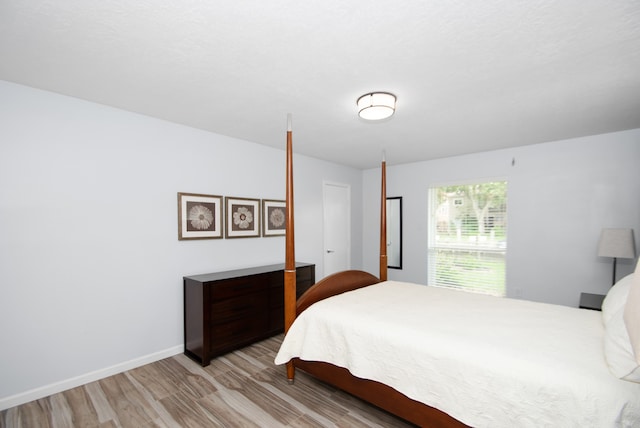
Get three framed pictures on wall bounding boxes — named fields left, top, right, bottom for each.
left=178, top=192, right=285, bottom=240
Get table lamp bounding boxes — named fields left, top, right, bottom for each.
left=597, top=228, right=636, bottom=286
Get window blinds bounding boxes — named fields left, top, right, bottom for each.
left=427, top=181, right=507, bottom=296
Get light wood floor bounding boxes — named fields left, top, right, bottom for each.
left=0, top=335, right=414, bottom=427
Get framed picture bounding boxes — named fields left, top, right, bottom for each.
left=262, top=199, right=286, bottom=237
left=178, top=192, right=223, bottom=240
left=225, top=197, right=260, bottom=238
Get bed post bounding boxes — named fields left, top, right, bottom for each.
left=380, top=152, right=388, bottom=281
left=284, top=114, right=296, bottom=383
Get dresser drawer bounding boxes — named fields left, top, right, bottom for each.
left=210, top=276, right=265, bottom=300
left=211, top=292, right=265, bottom=325
left=296, top=266, right=313, bottom=282
left=268, top=304, right=284, bottom=334
left=210, top=317, right=264, bottom=354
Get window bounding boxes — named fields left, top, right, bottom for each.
left=428, top=181, right=507, bottom=296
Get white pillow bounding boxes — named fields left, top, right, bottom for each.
left=623, top=259, right=640, bottom=365
left=604, top=305, right=640, bottom=382
left=602, top=273, right=633, bottom=326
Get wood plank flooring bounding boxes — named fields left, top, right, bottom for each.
left=0, top=335, right=414, bottom=427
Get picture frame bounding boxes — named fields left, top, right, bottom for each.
left=178, top=192, right=223, bottom=240
left=225, top=196, right=260, bottom=238
left=262, top=199, right=286, bottom=237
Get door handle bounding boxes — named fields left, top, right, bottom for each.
left=326, top=249, right=335, bottom=253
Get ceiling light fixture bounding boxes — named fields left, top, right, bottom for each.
left=357, top=92, right=396, bottom=121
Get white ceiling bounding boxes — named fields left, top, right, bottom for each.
left=1, top=1, right=639, bottom=169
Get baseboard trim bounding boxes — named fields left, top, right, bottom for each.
left=0, top=345, right=183, bottom=411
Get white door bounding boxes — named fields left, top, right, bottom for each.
left=323, top=182, right=351, bottom=277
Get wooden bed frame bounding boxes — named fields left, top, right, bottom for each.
left=282, top=117, right=467, bottom=427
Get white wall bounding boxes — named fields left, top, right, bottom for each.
left=0, top=81, right=362, bottom=408
left=363, top=130, right=640, bottom=306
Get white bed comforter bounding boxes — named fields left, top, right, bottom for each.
left=275, top=281, right=640, bottom=428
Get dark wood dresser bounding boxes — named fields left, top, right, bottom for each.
left=183, top=262, right=315, bottom=366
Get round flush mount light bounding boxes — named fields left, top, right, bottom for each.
left=357, top=92, right=396, bottom=120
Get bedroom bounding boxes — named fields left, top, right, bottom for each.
left=2, top=1, right=640, bottom=425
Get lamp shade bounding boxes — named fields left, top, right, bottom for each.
left=357, top=92, right=396, bottom=120
left=597, top=228, right=636, bottom=259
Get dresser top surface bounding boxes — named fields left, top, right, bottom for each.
left=184, top=262, right=313, bottom=283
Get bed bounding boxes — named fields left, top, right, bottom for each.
left=275, top=117, right=640, bottom=427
